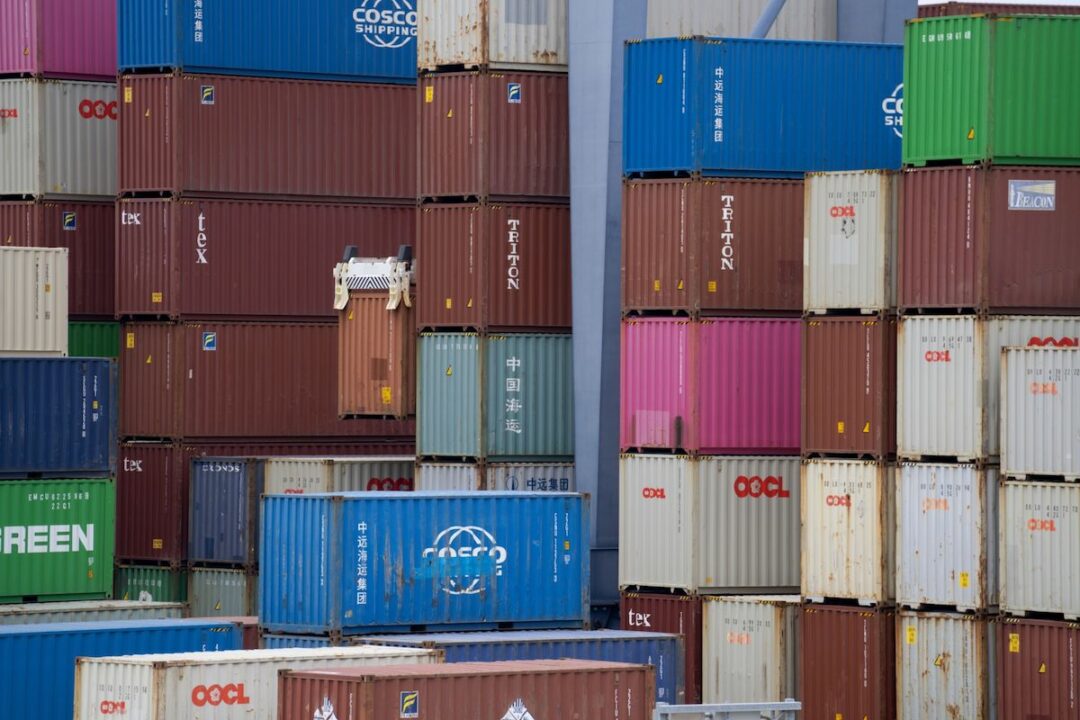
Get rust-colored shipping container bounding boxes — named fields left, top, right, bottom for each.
left=918, top=2, right=1080, bottom=16
left=115, top=198, right=414, bottom=319
left=339, top=292, right=416, bottom=418
left=279, top=660, right=655, bottom=720
left=621, top=178, right=803, bottom=315
left=119, top=322, right=414, bottom=439
left=0, top=200, right=113, bottom=318
left=899, top=167, right=1080, bottom=312
left=996, top=617, right=1080, bottom=719
left=803, top=316, right=897, bottom=458
left=800, top=605, right=896, bottom=720
left=417, top=203, right=571, bottom=331
left=419, top=71, right=569, bottom=201
left=118, top=74, right=415, bottom=200
left=621, top=592, right=703, bottom=704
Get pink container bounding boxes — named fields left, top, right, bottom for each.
left=621, top=318, right=698, bottom=452
left=0, top=0, right=117, bottom=80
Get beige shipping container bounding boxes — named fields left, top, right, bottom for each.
left=801, top=459, right=895, bottom=604
left=415, top=462, right=484, bottom=490
left=485, top=462, right=575, bottom=492
left=1002, top=347, right=1080, bottom=479
left=73, top=646, right=440, bottom=720
left=338, top=292, right=416, bottom=419
left=803, top=170, right=897, bottom=313
left=418, top=0, right=568, bottom=71
left=646, top=0, right=837, bottom=40
left=897, top=611, right=995, bottom=720
left=619, top=455, right=801, bottom=594
left=0, top=247, right=67, bottom=356
left=0, top=79, right=116, bottom=198
left=262, top=457, right=416, bottom=495
left=701, top=595, right=800, bottom=704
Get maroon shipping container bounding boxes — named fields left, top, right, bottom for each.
left=621, top=178, right=803, bottom=315
left=417, top=203, right=571, bottom=331
left=119, top=322, right=415, bottom=439
left=279, top=660, right=655, bottom=720
left=0, top=200, right=114, bottom=317
left=118, top=74, right=415, bottom=200
left=419, top=71, right=569, bottom=201
left=115, top=198, right=414, bottom=319
left=213, top=616, right=259, bottom=650
left=621, top=592, right=703, bottom=704
left=918, top=2, right=1080, bottom=16
left=997, top=618, right=1080, bottom=720
left=899, top=167, right=1080, bottom=312
left=800, top=605, right=896, bottom=720
left=802, top=316, right=897, bottom=458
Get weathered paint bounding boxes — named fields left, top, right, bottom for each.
left=0, top=600, right=182, bottom=624
left=897, top=611, right=995, bottom=720
left=701, top=596, right=800, bottom=704
left=0, top=246, right=67, bottom=356
left=419, top=0, right=569, bottom=71
left=1002, top=348, right=1080, bottom=479
left=188, top=568, right=258, bottom=618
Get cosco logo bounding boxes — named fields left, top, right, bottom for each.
left=882, top=83, right=904, bottom=137
left=191, top=683, right=251, bottom=707
left=99, top=701, right=126, bottom=715
left=826, top=494, right=852, bottom=507
left=1028, top=336, right=1079, bottom=348
left=642, top=487, right=667, bottom=499
left=830, top=206, right=855, bottom=218
left=366, top=477, right=414, bottom=491
left=733, top=475, right=790, bottom=499
left=924, top=350, right=952, bottom=363
left=352, top=1, right=417, bottom=50
left=0, top=108, right=17, bottom=119
left=78, top=99, right=117, bottom=120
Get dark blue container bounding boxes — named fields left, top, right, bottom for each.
left=0, top=358, right=117, bottom=477
left=188, top=458, right=263, bottom=568
left=262, top=634, right=333, bottom=649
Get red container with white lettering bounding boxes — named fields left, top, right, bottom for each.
left=621, top=592, right=703, bottom=704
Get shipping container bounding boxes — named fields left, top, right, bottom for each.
left=188, top=568, right=257, bottom=618
left=114, top=564, right=187, bottom=602
left=418, top=333, right=482, bottom=458
left=897, top=611, right=995, bottom=720
left=69, top=322, right=120, bottom=358
left=117, top=0, right=416, bottom=82
left=899, top=167, right=1080, bottom=312
left=262, top=634, right=333, bottom=650
left=701, top=596, right=799, bottom=704
left=116, top=198, right=413, bottom=319
left=995, top=617, right=1080, bottom=719
left=263, top=457, right=415, bottom=495
left=0, top=246, right=67, bottom=355
left=418, top=0, right=568, bottom=71
left=212, top=615, right=260, bottom=650
left=1001, top=481, right=1080, bottom=618
left=646, top=0, right=837, bottom=40
left=0, top=0, right=117, bottom=79
left=189, top=458, right=263, bottom=567
left=803, top=170, right=897, bottom=313
left=619, top=455, right=800, bottom=593
left=419, top=71, right=569, bottom=201
left=802, top=459, right=895, bottom=604
left=118, top=74, right=414, bottom=199
left=800, top=605, right=896, bottom=720
left=415, top=462, right=483, bottom=491
left=280, top=660, right=653, bottom=720
left=0, top=600, right=182, bottom=625
left=621, top=178, right=803, bottom=314
left=1002, top=348, right=1080, bottom=479
left=0, top=619, right=240, bottom=720
left=1, top=201, right=114, bottom=318
left=621, top=592, right=704, bottom=704
left=0, top=78, right=116, bottom=197
left=417, top=203, right=572, bottom=331
left=486, top=462, right=575, bottom=492
left=260, top=492, right=589, bottom=634
left=0, top=358, right=116, bottom=477
left=339, top=291, right=417, bottom=418
left=904, top=15, right=1080, bottom=166
left=620, top=319, right=697, bottom=451
left=919, top=2, right=1080, bottom=16
left=623, top=38, right=902, bottom=176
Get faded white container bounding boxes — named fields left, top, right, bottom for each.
left=262, top=456, right=415, bottom=494
left=896, top=463, right=998, bottom=611
left=0, top=247, right=68, bottom=356
left=73, top=646, right=439, bottom=720
left=619, top=455, right=800, bottom=593
left=801, top=459, right=895, bottom=604
left=0, top=600, right=182, bottom=625
left=804, top=170, right=897, bottom=313
left=188, top=568, right=257, bottom=618
left=415, top=461, right=483, bottom=490
left=1002, top=348, right=1080, bottom=479
left=1001, top=481, right=1080, bottom=618
left=0, top=78, right=116, bottom=197
left=897, top=611, right=995, bottom=720
left=418, top=0, right=568, bottom=71
left=898, top=315, right=1080, bottom=460
left=646, top=0, right=837, bottom=41
left=485, top=462, right=575, bottom=491
left=701, top=595, right=800, bottom=704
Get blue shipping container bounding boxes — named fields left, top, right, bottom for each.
left=0, top=619, right=240, bottom=719
left=262, top=634, right=333, bottom=649
left=261, top=492, right=590, bottom=634
left=623, top=38, right=903, bottom=177
left=189, top=458, right=263, bottom=567
left=118, top=0, right=416, bottom=83
left=0, top=358, right=117, bottom=478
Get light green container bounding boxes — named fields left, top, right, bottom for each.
left=113, top=565, right=188, bottom=603
left=418, top=333, right=482, bottom=458
left=0, top=479, right=115, bottom=603
left=188, top=568, right=258, bottom=617
left=68, top=322, right=121, bottom=359
left=904, top=15, right=1080, bottom=166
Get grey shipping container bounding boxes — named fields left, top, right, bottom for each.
left=1001, top=347, right=1080, bottom=479
left=188, top=568, right=257, bottom=618
left=0, top=601, right=182, bottom=625
left=415, top=462, right=484, bottom=491
left=701, top=596, right=800, bottom=704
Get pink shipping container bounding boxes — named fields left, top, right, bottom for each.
left=0, top=0, right=116, bottom=80
left=621, top=318, right=698, bottom=452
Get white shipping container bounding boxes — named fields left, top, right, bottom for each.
left=619, top=455, right=800, bottom=593
left=0, top=78, right=116, bottom=197
left=896, top=463, right=998, bottom=611
left=0, top=600, right=182, bottom=625
left=418, top=0, right=568, bottom=71
left=804, top=170, right=897, bottom=313
left=485, top=462, right=575, bottom=492
left=801, top=459, right=895, bottom=604
left=701, top=596, right=800, bottom=704
left=1000, top=481, right=1080, bottom=618
left=646, top=0, right=837, bottom=40
left=262, top=457, right=415, bottom=495
left=1002, top=348, right=1080, bottom=479
left=897, top=612, right=995, bottom=720
left=415, top=462, right=483, bottom=490
left=0, top=247, right=68, bottom=356
left=73, top=646, right=440, bottom=720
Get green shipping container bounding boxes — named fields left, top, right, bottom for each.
left=114, top=565, right=188, bottom=603
left=68, top=322, right=121, bottom=359
left=188, top=568, right=258, bottom=617
left=904, top=15, right=1080, bottom=166
left=0, top=479, right=115, bottom=603
left=418, top=333, right=482, bottom=458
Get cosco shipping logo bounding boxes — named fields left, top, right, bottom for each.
left=353, top=0, right=417, bottom=49
left=882, top=84, right=903, bottom=138
left=422, top=526, right=508, bottom=596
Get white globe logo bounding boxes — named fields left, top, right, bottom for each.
left=423, top=525, right=508, bottom=595
left=353, top=0, right=417, bottom=50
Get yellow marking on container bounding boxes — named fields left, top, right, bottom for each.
left=152, top=538, right=163, bottom=549
left=959, top=571, right=970, bottom=588
left=707, top=280, right=717, bottom=293
left=446, top=365, right=453, bottom=377
left=653, top=280, right=661, bottom=292
left=145, top=355, right=152, bottom=365
left=967, top=127, right=975, bottom=140
left=381, top=387, right=393, bottom=405
left=656, top=73, right=664, bottom=84
left=1040, top=662, right=1047, bottom=674
left=863, top=422, right=871, bottom=433
left=445, top=298, right=452, bottom=309
left=126, top=332, right=135, bottom=349
left=151, top=292, right=163, bottom=303
left=424, top=86, right=434, bottom=103
left=677, top=280, right=684, bottom=290
left=906, top=626, right=917, bottom=645
left=837, top=421, right=846, bottom=434
left=1009, top=633, right=1020, bottom=653
left=124, top=87, right=133, bottom=103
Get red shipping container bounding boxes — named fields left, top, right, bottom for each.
left=115, top=198, right=414, bottom=319
left=996, top=617, right=1080, bottom=719
left=0, top=200, right=114, bottom=318
left=417, top=203, right=572, bottom=331
left=621, top=592, right=703, bottom=704
left=119, top=322, right=415, bottom=439
left=118, top=74, right=415, bottom=200
left=419, top=71, right=569, bottom=201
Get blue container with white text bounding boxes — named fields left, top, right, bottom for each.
left=189, top=458, right=264, bottom=568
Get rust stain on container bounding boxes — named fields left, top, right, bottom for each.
left=621, top=592, right=703, bottom=704
left=918, top=2, right=1080, bottom=16
left=339, top=292, right=416, bottom=419
left=996, top=617, right=1080, bottom=719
